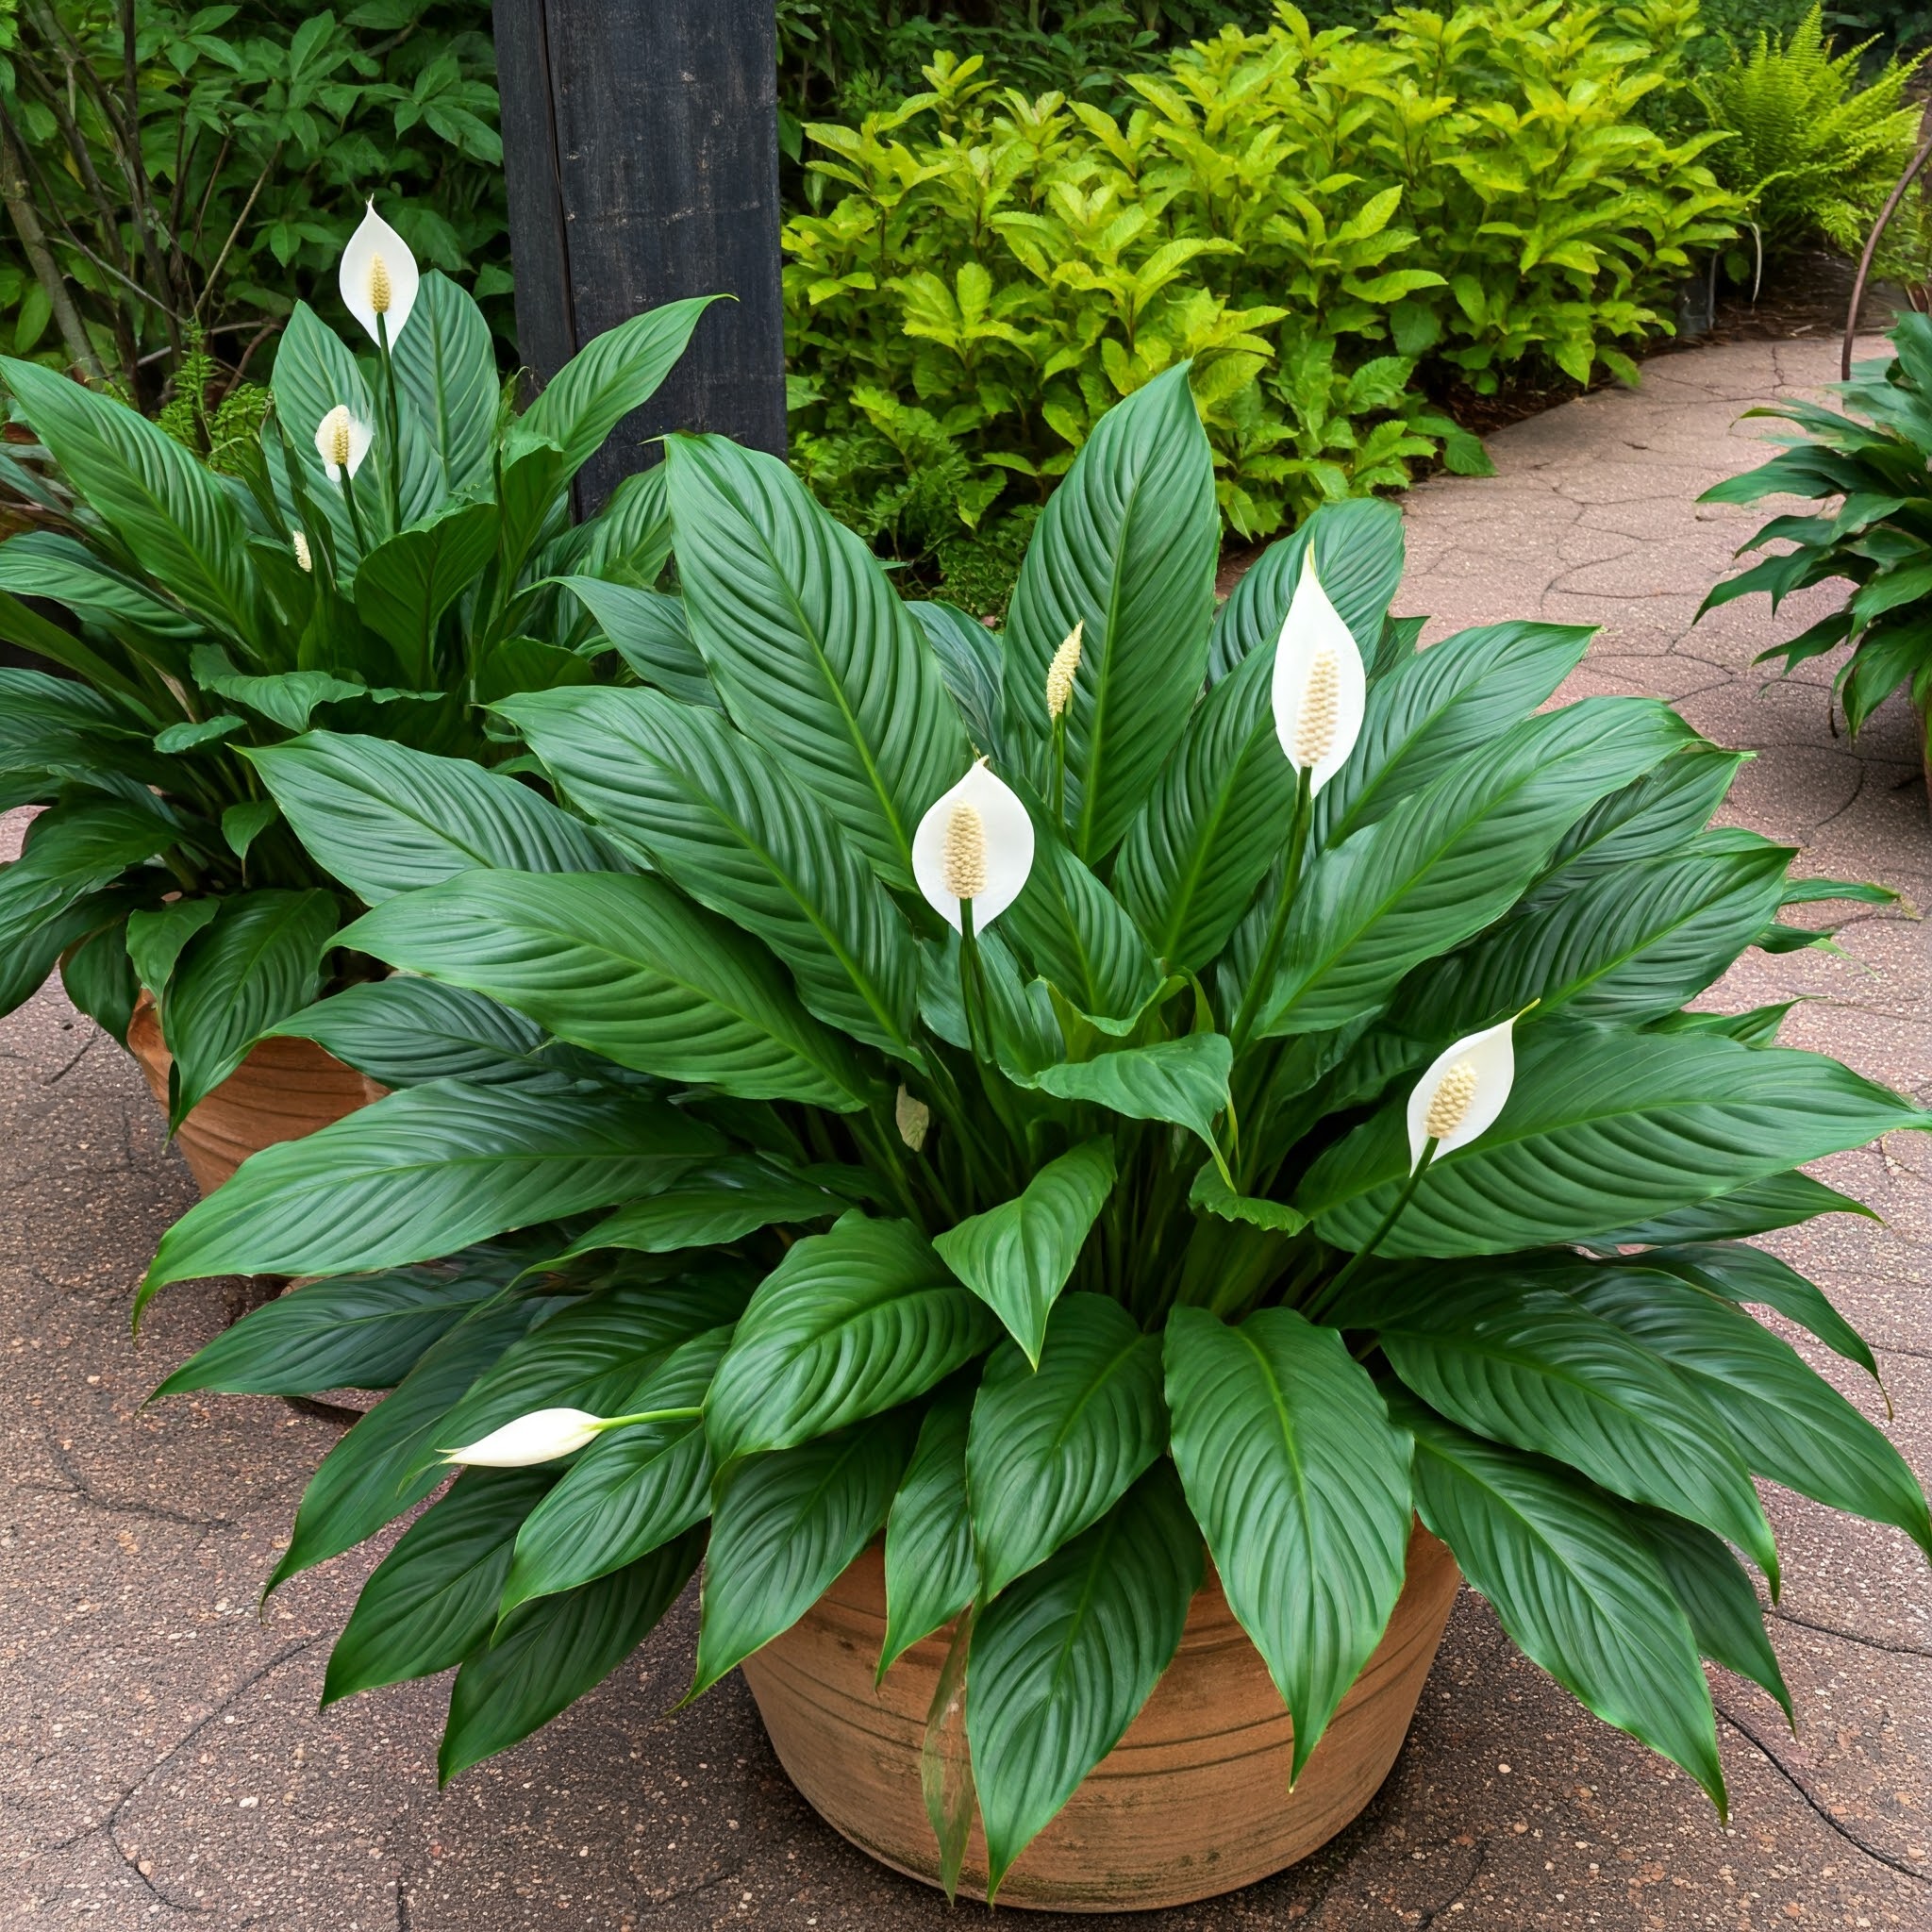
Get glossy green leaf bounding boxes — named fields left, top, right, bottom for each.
left=154, top=1257, right=511, bottom=1396
left=1260, top=699, right=1693, bottom=1036
left=125, top=896, right=218, bottom=1000
left=250, top=731, right=611, bottom=903
left=1163, top=1307, right=1411, bottom=1776
left=142, top=1083, right=722, bottom=1298
left=341, top=870, right=873, bottom=1110
left=353, top=501, right=499, bottom=686
left=1590, top=1170, right=1874, bottom=1245
left=1639, top=1241, right=1877, bottom=1380
left=59, top=913, right=139, bottom=1043
left=968, top=1293, right=1165, bottom=1598
left=501, top=1326, right=731, bottom=1615
left=1299, top=1022, right=1927, bottom=1257
left=1003, top=364, right=1217, bottom=860
left=967, top=1461, right=1201, bottom=1895
left=266, top=978, right=549, bottom=1088
left=880, top=1378, right=978, bottom=1678
left=1367, top=1274, right=1777, bottom=1583
left=910, top=600, right=1004, bottom=759
left=1005, top=819, right=1163, bottom=1023
left=558, top=576, right=717, bottom=708
left=441, top=1526, right=706, bottom=1781
left=932, top=1140, right=1116, bottom=1363
left=706, top=1214, right=998, bottom=1464
left=392, top=270, right=497, bottom=502
left=501, top=685, right=922, bottom=1058
left=1403, top=1398, right=1724, bottom=1811
left=664, top=433, right=966, bottom=883
left=1029, top=1035, right=1231, bottom=1170
left=691, top=1409, right=915, bottom=1696
left=161, top=888, right=338, bottom=1124
left=325, top=1468, right=552, bottom=1704
left=553, top=1158, right=843, bottom=1261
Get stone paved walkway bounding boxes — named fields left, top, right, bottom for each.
left=4, top=336, right=1930, bottom=1929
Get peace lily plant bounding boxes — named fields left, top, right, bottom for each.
left=136, top=362, right=1929, bottom=1895
left=0, top=212, right=710, bottom=1125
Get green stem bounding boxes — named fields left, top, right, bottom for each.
left=1050, top=713, right=1067, bottom=826
left=1307, top=1141, right=1436, bottom=1324
left=591, top=1406, right=703, bottom=1434
left=375, top=309, right=402, bottom=530
left=339, top=462, right=370, bottom=556
left=1231, top=764, right=1314, bottom=1054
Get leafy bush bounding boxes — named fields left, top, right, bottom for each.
left=1700, top=312, right=1932, bottom=747
left=785, top=1, right=1740, bottom=590
left=0, top=0, right=507, bottom=403
left=141, top=364, right=1927, bottom=1870
left=0, top=221, right=710, bottom=1124
left=1690, top=5, right=1924, bottom=265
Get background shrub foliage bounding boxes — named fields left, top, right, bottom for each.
left=783, top=0, right=1741, bottom=591
left=133, top=357, right=1930, bottom=1874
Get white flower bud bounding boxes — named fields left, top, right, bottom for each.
left=291, top=530, right=312, bottom=573
left=314, top=405, right=372, bottom=484
left=912, top=758, right=1034, bottom=933
left=1046, top=621, right=1083, bottom=721
left=441, top=1407, right=603, bottom=1468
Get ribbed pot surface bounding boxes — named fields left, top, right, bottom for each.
left=740, top=1520, right=1460, bottom=1911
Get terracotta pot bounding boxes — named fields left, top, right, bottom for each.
left=126, top=991, right=380, bottom=1195
left=740, top=1520, right=1460, bottom=1911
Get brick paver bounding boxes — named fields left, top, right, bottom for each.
left=3, top=336, right=1928, bottom=1927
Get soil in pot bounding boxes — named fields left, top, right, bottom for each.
left=739, top=1520, right=1460, bottom=1912
left=126, top=991, right=380, bottom=1195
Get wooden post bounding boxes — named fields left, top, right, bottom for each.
left=492, top=0, right=787, bottom=508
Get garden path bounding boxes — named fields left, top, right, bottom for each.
left=3, top=334, right=1930, bottom=1930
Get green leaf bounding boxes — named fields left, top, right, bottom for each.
left=325, top=1468, right=552, bottom=1704
left=501, top=686, right=922, bottom=1058
left=1639, top=1241, right=1878, bottom=1381
left=1299, top=1022, right=1927, bottom=1257
left=0, top=801, right=172, bottom=944
left=880, top=1378, right=977, bottom=1678
left=0, top=888, right=121, bottom=1018
left=192, top=662, right=375, bottom=733
left=664, top=433, right=967, bottom=883
left=1315, top=620, right=1592, bottom=849
left=1028, top=1034, right=1232, bottom=1171
left=430, top=1276, right=747, bottom=1470
left=160, top=888, right=338, bottom=1124
left=552, top=1157, right=843, bottom=1261
left=1004, top=820, right=1162, bottom=1024
left=1, top=357, right=265, bottom=647
left=249, top=731, right=613, bottom=902
left=1004, top=363, right=1218, bottom=860
left=519, top=297, right=717, bottom=483
left=1573, top=1268, right=1930, bottom=1557
left=265, top=978, right=550, bottom=1088
left=968, top=1293, right=1165, bottom=1599
left=931, top=1140, right=1116, bottom=1363
left=1208, top=496, right=1404, bottom=682
left=558, top=576, right=717, bottom=708
left=341, top=870, right=874, bottom=1110
left=706, top=1213, right=998, bottom=1464
left=142, top=1083, right=722, bottom=1300
left=0, top=538, right=202, bottom=657
left=911, top=600, right=1005, bottom=760
left=222, top=798, right=278, bottom=865
left=1187, top=1162, right=1308, bottom=1233
left=967, top=1461, right=1201, bottom=1896
left=1366, top=1274, right=1777, bottom=1583
left=1403, top=1398, right=1724, bottom=1812
left=268, top=301, right=393, bottom=561
left=1630, top=1507, right=1790, bottom=1723
left=691, top=1409, right=915, bottom=1697
left=1111, top=641, right=1295, bottom=974
left=154, top=1257, right=510, bottom=1396
left=353, top=501, right=499, bottom=687
left=392, top=270, right=497, bottom=502
left=500, top=1326, right=730, bottom=1615
left=1527, top=746, right=1745, bottom=901
left=59, top=914, right=139, bottom=1044
left=266, top=1296, right=547, bottom=1591
left=1590, top=1170, right=1874, bottom=1245
left=441, top=1526, right=705, bottom=1781
left=154, top=714, right=246, bottom=754
left=1391, top=838, right=1792, bottom=1037
left=1261, top=699, right=1693, bottom=1036
left=474, top=635, right=596, bottom=705
left=1163, top=1307, right=1412, bottom=1777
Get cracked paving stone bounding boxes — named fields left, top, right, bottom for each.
left=4, top=333, right=1932, bottom=1927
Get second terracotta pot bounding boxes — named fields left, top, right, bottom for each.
left=739, top=1520, right=1460, bottom=1912
left=127, top=992, right=379, bottom=1195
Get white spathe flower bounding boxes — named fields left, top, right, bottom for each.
left=1271, top=550, right=1366, bottom=795
left=1406, top=1016, right=1519, bottom=1173
left=442, top=1407, right=603, bottom=1467
left=340, top=201, right=421, bottom=343
left=912, top=758, right=1035, bottom=933
left=314, top=405, right=373, bottom=483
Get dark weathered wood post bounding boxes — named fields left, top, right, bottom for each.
left=492, top=0, right=787, bottom=508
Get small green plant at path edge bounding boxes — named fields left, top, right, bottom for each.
left=133, top=353, right=1929, bottom=1890
left=0, top=205, right=716, bottom=1130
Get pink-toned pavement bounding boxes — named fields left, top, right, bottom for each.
left=4, top=335, right=1930, bottom=1930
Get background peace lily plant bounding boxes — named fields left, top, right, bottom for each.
left=0, top=215, right=711, bottom=1125
left=138, top=361, right=1930, bottom=1893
